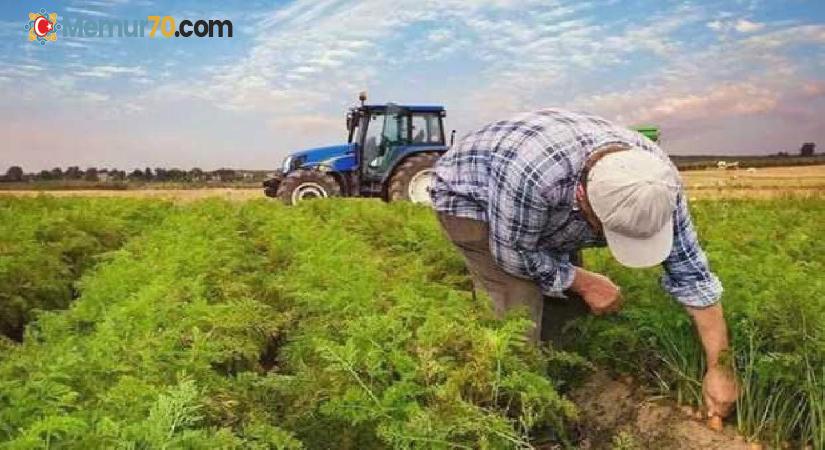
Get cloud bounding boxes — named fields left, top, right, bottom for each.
left=738, top=24, right=825, bottom=50
left=735, top=19, right=765, bottom=33
left=80, top=92, right=110, bottom=102
left=707, top=20, right=724, bottom=31
left=0, top=63, right=45, bottom=79
left=62, top=41, right=89, bottom=48
left=74, top=65, right=146, bottom=78
left=802, top=81, right=825, bottom=97
left=708, top=18, right=766, bottom=34
left=646, top=83, right=778, bottom=120
left=64, top=6, right=112, bottom=18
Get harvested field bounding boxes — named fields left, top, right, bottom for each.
left=682, top=165, right=825, bottom=199
left=1, top=165, right=823, bottom=201
left=0, top=187, right=263, bottom=201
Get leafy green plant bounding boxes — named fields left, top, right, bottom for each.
left=571, top=195, right=825, bottom=447
left=0, top=195, right=822, bottom=449
left=0, top=196, right=172, bottom=339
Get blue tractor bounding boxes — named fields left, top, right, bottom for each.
left=263, top=93, right=451, bottom=205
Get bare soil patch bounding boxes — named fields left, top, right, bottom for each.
left=569, top=372, right=751, bottom=450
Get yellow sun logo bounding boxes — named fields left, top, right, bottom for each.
left=26, top=8, right=61, bottom=45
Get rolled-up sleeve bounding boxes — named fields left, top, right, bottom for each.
left=487, top=152, right=576, bottom=297
left=661, top=193, right=723, bottom=307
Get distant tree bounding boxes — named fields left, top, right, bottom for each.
left=144, top=167, right=154, bottom=181
left=128, top=169, right=144, bottom=181
left=38, top=170, right=52, bottom=180
left=776, top=151, right=789, bottom=157
left=109, top=169, right=126, bottom=181
left=51, top=167, right=63, bottom=179
left=166, top=168, right=186, bottom=182
left=215, top=168, right=237, bottom=182
left=190, top=167, right=204, bottom=181
left=800, top=142, right=816, bottom=157
left=4, top=166, right=24, bottom=182
left=65, top=166, right=82, bottom=180
left=154, top=167, right=168, bottom=182
left=84, top=167, right=99, bottom=182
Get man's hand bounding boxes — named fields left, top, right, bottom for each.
left=703, top=365, right=738, bottom=419
left=570, top=268, right=622, bottom=315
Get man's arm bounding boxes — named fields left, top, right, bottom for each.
left=687, top=304, right=728, bottom=366
left=662, top=193, right=737, bottom=418
left=661, top=193, right=723, bottom=308
left=688, top=304, right=738, bottom=420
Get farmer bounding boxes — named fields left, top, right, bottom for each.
left=431, top=108, right=738, bottom=419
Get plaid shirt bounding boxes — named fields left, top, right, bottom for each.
left=431, top=108, right=722, bottom=308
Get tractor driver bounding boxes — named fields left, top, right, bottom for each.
left=430, top=108, right=738, bottom=421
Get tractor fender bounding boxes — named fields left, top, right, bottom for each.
left=380, top=146, right=448, bottom=186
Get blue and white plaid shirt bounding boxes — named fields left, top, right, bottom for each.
left=431, top=108, right=722, bottom=308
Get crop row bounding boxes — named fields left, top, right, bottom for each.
left=0, top=199, right=583, bottom=448
left=0, top=197, right=173, bottom=341
left=574, top=196, right=825, bottom=448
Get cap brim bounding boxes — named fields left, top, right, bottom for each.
left=603, top=216, right=674, bottom=268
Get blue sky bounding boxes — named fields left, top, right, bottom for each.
left=1, top=0, right=824, bottom=171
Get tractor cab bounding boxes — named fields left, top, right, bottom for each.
left=347, top=101, right=447, bottom=197
left=264, top=93, right=450, bottom=205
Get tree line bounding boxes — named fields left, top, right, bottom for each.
left=1, top=166, right=269, bottom=183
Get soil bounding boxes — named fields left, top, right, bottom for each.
left=568, top=371, right=751, bottom=449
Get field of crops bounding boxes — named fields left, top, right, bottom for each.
left=0, top=195, right=823, bottom=449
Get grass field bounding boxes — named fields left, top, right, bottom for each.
left=1, top=193, right=823, bottom=449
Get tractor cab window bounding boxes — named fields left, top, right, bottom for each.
left=381, top=108, right=409, bottom=146
left=410, top=113, right=444, bottom=145
left=365, top=106, right=409, bottom=172
left=362, top=111, right=384, bottom=170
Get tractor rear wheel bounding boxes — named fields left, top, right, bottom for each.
left=276, top=169, right=341, bottom=205
left=387, top=152, right=440, bottom=204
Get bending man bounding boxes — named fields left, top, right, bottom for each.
left=431, top=108, right=738, bottom=418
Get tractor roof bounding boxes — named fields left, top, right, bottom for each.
left=364, top=104, right=445, bottom=113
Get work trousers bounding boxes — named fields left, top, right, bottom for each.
left=437, top=212, right=588, bottom=344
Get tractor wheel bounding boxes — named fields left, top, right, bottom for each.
left=276, top=169, right=341, bottom=205
left=387, top=152, right=440, bottom=204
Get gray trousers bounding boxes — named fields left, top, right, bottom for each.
left=437, top=212, right=588, bottom=344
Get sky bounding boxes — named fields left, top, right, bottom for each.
left=1, top=0, right=824, bottom=172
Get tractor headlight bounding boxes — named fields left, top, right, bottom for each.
left=282, top=156, right=293, bottom=172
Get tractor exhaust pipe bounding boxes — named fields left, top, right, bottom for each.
left=450, top=130, right=456, bottom=147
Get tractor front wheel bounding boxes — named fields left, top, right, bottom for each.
left=387, top=152, right=440, bottom=205
left=276, top=169, right=341, bottom=205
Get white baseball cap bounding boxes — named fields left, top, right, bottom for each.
left=586, top=150, right=680, bottom=268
